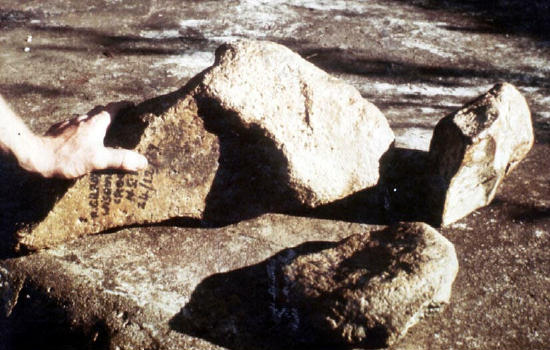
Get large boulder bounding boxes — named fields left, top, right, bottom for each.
left=193, top=40, right=394, bottom=207
left=272, top=222, right=458, bottom=348
left=429, top=83, right=534, bottom=225
left=16, top=92, right=220, bottom=251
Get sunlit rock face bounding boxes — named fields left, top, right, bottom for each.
left=429, top=83, right=534, bottom=226
left=194, top=39, right=395, bottom=207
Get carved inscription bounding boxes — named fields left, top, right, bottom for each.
left=102, top=174, right=112, bottom=215
left=138, top=169, right=154, bottom=209
left=89, top=173, right=100, bottom=219
left=88, top=144, right=159, bottom=220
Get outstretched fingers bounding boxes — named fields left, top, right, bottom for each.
left=94, top=147, right=148, bottom=172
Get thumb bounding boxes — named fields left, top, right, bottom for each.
left=97, top=147, right=148, bottom=172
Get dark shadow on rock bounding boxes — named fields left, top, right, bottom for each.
left=0, top=157, right=71, bottom=259
left=299, top=48, right=549, bottom=89
left=0, top=8, right=42, bottom=30
left=391, top=0, right=550, bottom=40
left=271, top=39, right=549, bottom=94
left=170, top=240, right=388, bottom=350
left=491, top=198, right=550, bottom=224
left=195, top=96, right=302, bottom=225
left=28, top=24, right=211, bottom=57
left=292, top=147, right=446, bottom=227
left=534, top=120, right=550, bottom=145
left=0, top=83, right=75, bottom=99
left=0, top=283, right=110, bottom=350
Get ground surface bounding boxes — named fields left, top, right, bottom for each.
left=0, top=1, right=549, bottom=349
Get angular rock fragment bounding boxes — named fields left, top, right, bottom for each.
left=16, top=93, right=220, bottom=250
left=272, top=222, right=458, bottom=348
left=193, top=40, right=394, bottom=207
left=429, top=83, right=534, bottom=225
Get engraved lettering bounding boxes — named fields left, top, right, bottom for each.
left=137, top=166, right=155, bottom=209
left=125, top=189, right=135, bottom=201
left=89, top=173, right=100, bottom=219
left=101, top=175, right=112, bottom=215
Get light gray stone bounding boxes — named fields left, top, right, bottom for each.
left=429, top=83, right=534, bottom=225
left=194, top=40, right=395, bottom=207
left=274, top=222, right=458, bottom=347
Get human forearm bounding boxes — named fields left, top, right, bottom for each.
left=0, top=95, right=46, bottom=172
left=0, top=95, right=147, bottom=178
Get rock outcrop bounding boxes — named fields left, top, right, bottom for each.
left=193, top=40, right=394, bottom=207
left=429, top=83, right=534, bottom=225
left=16, top=93, right=220, bottom=250
left=272, top=222, right=458, bottom=347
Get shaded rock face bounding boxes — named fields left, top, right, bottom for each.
left=0, top=266, right=22, bottom=318
left=194, top=40, right=395, bottom=207
left=429, top=83, right=534, bottom=226
left=270, top=222, right=458, bottom=348
left=16, top=93, right=220, bottom=251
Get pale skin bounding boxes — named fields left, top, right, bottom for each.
left=0, top=95, right=148, bottom=179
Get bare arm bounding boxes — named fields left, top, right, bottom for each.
left=0, top=95, right=147, bottom=178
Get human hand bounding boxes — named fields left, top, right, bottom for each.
left=29, top=102, right=148, bottom=179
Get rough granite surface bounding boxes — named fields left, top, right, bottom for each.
left=194, top=40, right=394, bottom=207
left=277, top=222, right=458, bottom=347
left=429, top=83, right=534, bottom=225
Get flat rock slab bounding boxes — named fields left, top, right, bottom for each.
left=1, top=214, right=377, bottom=350
left=273, top=222, right=458, bottom=348
left=16, top=93, right=220, bottom=250
left=194, top=40, right=394, bottom=207
left=429, top=83, right=534, bottom=225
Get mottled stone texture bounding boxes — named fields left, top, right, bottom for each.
left=16, top=93, right=220, bottom=250
left=273, top=222, right=458, bottom=348
left=193, top=40, right=394, bottom=207
left=429, top=83, right=534, bottom=225
left=14, top=40, right=396, bottom=249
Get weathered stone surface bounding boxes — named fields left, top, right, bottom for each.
left=193, top=40, right=395, bottom=207
left=429, top=83, right=534, bottom=226
left=1, top=1, right=549, bottom=350
left=273, top=222, right=458, bottom=348
left=1, top=214, right=372, bottom=350
left=16, top=93, right=220, bottom=250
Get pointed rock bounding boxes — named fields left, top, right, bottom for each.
left=16, top=93, right=220, bottom=250
left=272, top=222, right=458, bottom=348
left=429, top=83, right=534, bottom=225
left=193, top=40, right=394, bottom=207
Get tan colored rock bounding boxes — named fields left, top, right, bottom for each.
left=193, top=40, right=394, bottom=207
left=16, top=93, right=220, bottom=251
left=429, top=83, right=534, bottom=225
left=271, top=222, right=458, bottom=347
